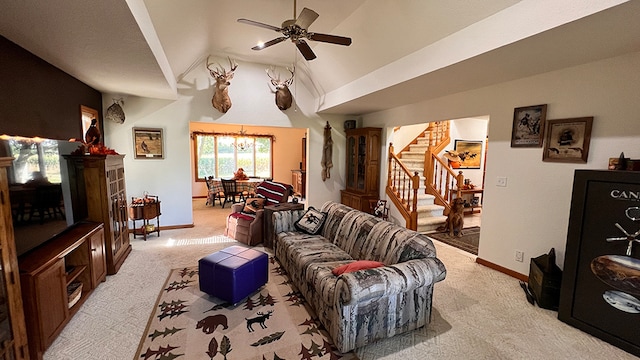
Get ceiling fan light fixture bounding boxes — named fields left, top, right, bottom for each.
left=238, top=5, right=351, bottom=61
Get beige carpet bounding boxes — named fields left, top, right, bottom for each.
left=43, top=199, right=638, bottom=359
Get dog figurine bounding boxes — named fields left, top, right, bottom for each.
left=437, top=198, right=465, bottom=237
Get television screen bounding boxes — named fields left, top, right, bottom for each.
left=1, top=137, right=85, bottom=256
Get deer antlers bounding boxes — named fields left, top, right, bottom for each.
left=206, top=56, right=238, bottom=113
left=266, top=66, right=295, bottom=110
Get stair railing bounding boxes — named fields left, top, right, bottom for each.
left=426, top=121, right=450, bottom=153
left=425, top=150, right=464, bottom=213
left=396, top=121, right=450, bottom=155
left=386, top=143, right=419, bottom=230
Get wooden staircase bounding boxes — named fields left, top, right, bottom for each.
left=386, top=122, right=465, bottom=233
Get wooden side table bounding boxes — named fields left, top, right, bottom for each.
left=263, top=202, right=304, bottom=248
left=129, top=197, right=161, bottom=240
left=450, top=188, right=483, bottom=215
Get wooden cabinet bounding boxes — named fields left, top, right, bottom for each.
left=341, top=128, right=382, bottom=213
left=451, top=188, right=483, bottom=215
left=291, top=170, right=306, bottom=198
left=0, top=158, right=29, bottom=360
left=19, top=222, right=106, bottom=360
left=66, top=155, right=130, bottom=275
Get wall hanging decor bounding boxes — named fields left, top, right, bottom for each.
left=542, top=117, right=593, bottom=163
left=321, top=122, right=333, bottom=181
left=511, top=104, right=547, bottom=147
left=454, top=140, right=482, bottom=169
left=206, top=56, right=238, bottom=113
left=266, top=66, right=294, bottom=110
left=133, top=127, right=164, bottom=159
left=105, top=98, right=125, bottom=124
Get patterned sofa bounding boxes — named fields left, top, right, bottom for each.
left=272, top=201, right=447, bottom=353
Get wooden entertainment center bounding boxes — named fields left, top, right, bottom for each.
left=19, top=222, right=106, bottom=360
left=0, top=154, right=131, bottom=360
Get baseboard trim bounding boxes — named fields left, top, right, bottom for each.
left=128, top=224, right=194, bottom=235
left=162, top=224, right=195, bottom=230
left=476, top=257, right=528, bottom=282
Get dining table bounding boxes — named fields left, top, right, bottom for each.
left=206, top=178, right=265, bottom=206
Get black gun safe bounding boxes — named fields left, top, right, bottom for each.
left=559, top=170, right=640, bottom=357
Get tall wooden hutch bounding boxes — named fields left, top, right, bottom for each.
left=66, top=155, right=130, bottom=275
left=0, top=158, right=29, bottom=359
left=341, top=128, right=382, bottom=213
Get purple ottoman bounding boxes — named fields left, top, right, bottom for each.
left=198, top=245, right=268, bottom=304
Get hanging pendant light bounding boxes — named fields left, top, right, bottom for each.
left=233, top=126, right=254, bottom=151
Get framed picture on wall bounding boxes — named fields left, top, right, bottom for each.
left=454, top=140, right=482, bottom=169
left=133, top=127, right=164, bottom=159
left=542, top=117, right=593, bottom=163
left=80, top=105, right=99, bottom=142
left=511, top=104, right=547, bottom=147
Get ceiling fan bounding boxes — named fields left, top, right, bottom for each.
left=237, top=1, right=352, bottom=61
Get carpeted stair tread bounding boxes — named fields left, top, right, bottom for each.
left=417, top=215, right=448, bottom=226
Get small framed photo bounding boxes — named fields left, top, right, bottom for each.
left=511, top=104, right=547, bottom=147
left=133, top=127, right=164, bottom=159
left=454, top=140, right=483, bottom=169
left=542, top=117, right=593, bottom=163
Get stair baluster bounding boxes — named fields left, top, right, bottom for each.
left=386, top=122, right=465, bottom=232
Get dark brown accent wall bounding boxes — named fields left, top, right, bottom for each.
left=0, top=35, right=103, bottom=141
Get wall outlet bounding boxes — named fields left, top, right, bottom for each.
left=515, top=250, right=524, bottom=262
left=496, top=176, right=508, bottom=187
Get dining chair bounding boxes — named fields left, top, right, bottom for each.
left=205, top=176, right=223, bottom=207
left=221, top=179, right=244, bottom=208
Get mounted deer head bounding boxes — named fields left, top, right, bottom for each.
left=206, top=56, right=238, bottom=113
left=266, top=66, right=294, bottom=110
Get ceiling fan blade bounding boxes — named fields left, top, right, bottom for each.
left=295, top=7, right=319, bottom=29
left=307, top=33, right=352, bottom=46
left=252, top=37, right=287, bottom=50
left=295, top=39, right=317, bottom=60
left=237, top=18, right=282, bottom=32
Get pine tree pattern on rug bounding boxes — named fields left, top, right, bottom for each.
left=135, top=255, right=357, bottom=360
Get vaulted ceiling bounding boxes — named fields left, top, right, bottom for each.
left=1, top=0, right=639, bottom=116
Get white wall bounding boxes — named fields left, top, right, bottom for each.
left=447, top=117, right=488, bottom=188
left=364, top=51, right=640, bottom=275
left=102, top=59, right=346, bottom=227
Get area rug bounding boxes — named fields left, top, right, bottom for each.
left=135, top=253, right=357, bottom=360
left=427, top=226, right=480, bottom=255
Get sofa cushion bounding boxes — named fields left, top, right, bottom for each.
left=229, top=212, right=255, bottom=222
left=279, top=234, right=353, bottom=273
left=332, top=260, right=385, bottom=275
left=320, top=202, right=355, bottom=240
left=294, top=207, right=327, bottom=235
left=242, top=197, right=266, bottom=214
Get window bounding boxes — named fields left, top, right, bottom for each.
left=7, top=138, right=62, bottom=184
left=193, top=132, right=273, bottom=181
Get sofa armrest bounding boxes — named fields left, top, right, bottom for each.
left=272, top=209, right=306, bottom=234
left=335, top=257, right=446, bottom=306
left=230, top=203, right=244, bottom=213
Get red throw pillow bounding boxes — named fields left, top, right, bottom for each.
left=332, top=260, right=385, bottom=276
